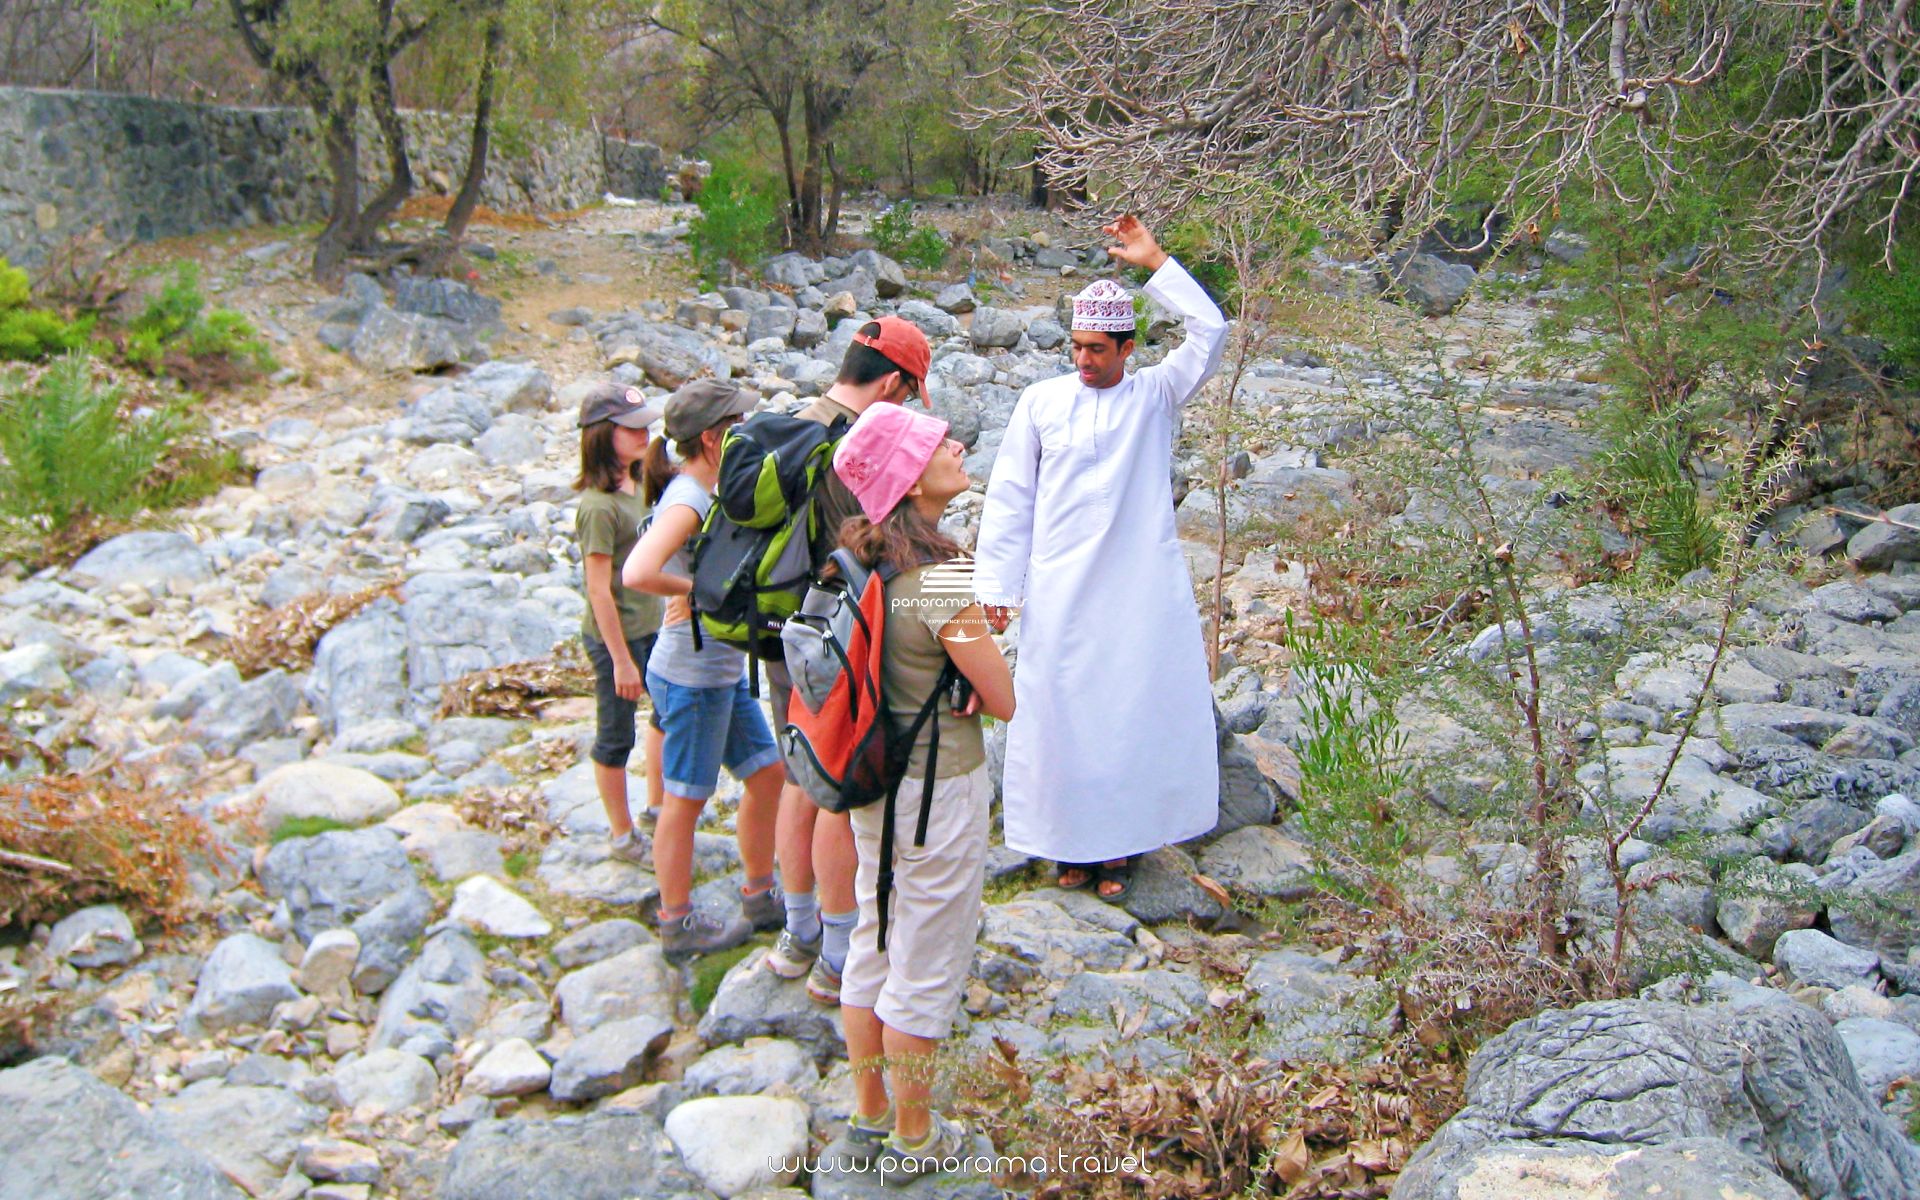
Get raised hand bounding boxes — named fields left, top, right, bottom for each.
left=1102, top=214, right=1169, bottom=272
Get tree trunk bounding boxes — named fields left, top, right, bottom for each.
left=824, top=139, right=843, bottom=240
left=444, top=11, right=505, bottom=244
left=313, top=103, right=362, bottom=285
left=770, top=110, right=802, bottom=245
left=797, top=106, right=826, bottom=250
left=351, top=57, right=414, bottom=249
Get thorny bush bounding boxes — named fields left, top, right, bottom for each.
left=229, top=582, right=402, bottom=676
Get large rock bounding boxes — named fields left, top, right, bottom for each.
left=683, top=1038, right=819, bottom=1097
left=1575, top=748, right=1776, bottom=842
left=68, top=531, right=210, bottom=590
left=1847, top=504, right=1920, bottom=569
left=443, top=1113, right=715, bottom=1200
left=1119, top=845, right=1223, bottom=925
left=849, top=249, right=907, bottom=298
left=307, top=598, right=408, bottom=735
left=1394, top=995, right=1920, bottom=1200
left=465, top=1038, right=552, bottom=1097
left=370, top=930, right=491, bottom=1057
left=0, top=1056, right=249, bottom=1200
left=153, top=1081, right=324, bottom=1197
left=188, top=668, right=300, bottom=756
left=448, top=876, right=552, bottom=939
left=462, top=360, right=551, bottom=413
left=549, top=1013, right=675, bottom=1102
left=47, top=904, right=141, bottom=968
left=1176, top=459, right=1355, bottom=539
left=259, top=827, right=418, bottom=942
left=555, top=944, right=677, bottom=1032
left=967, top=306, right=1024, bottom=350
left=330, top=1047, right=438, bottom=1117
left=665, top=1095, right=810, bottom=1198
left=1051, top=968, right=1207, bottom=1035
left=348, top=306, right=462, bottom=374
left=182, top=933, right=301, bottom=1036
left=257, top=761, right=401, bottom=832
left=1198, top=825, right=1314, bottom=900
left=698, top=947, right=846, bottom=1062
left=747, top=306, right=798, bottom=344
left=402, top=571, right=567, bottom=693
left=1826, top=846, right=1920, bottom=963
left=1385, top=252, right=1477, bottom=317
left=0, top=643, right=71, bottom=703
left=403, top=385, right=494, bottom=444
left=349, top=884, right=435, bottom=994
left=1397, top=1138, right=1800, bottom=1200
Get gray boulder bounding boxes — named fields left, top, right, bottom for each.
left=462, top=360, right=551, bottom=414
left=182, top=933, right=301, bottom=1036
left=68, top=531, right=210, bottom=590
left=188, top=668, right=301, bottom=756
left=936, top=283, right=977, bottom=313
left=1385, top=252, right=1477, bottom=317
left=1051, top=969, right=1207, bottom=1035
left=259, top=827, right=418, bottom=942
left=402, top=571, right=566, bottom=693
left=307, top=597, right=408, bottom=735
left=698, top=947, right=846, bottom=1062
left=895, top=300, right=959, bottom=340
left=348, top=306, right=462, bottom=374
left=1834, top=1016, right=1920, bottom=1097
left=747, top=306, right=798, bottom=344
left=153, top=1081, right=324, bottom=1197
left=1120, top=845, right=1224, bottom=925
left=0, top=644, right=71, bottom=703
left=1848, top=505, right=1920, bottom=569
left=360, top=484, right=452, bottom=543
left=790, top=309, right=829, bottom=349
left=370, top=930, right=491, bottom=1057
left=0, top=1057, right=249, bottom=1200
left=443, top=1113, right=716, bottom=1200
left=1198, top=825, right=1314, bottom=901
left=549, top=1013, right=675, bottom=1102
left=763, top=252, right=818, bottom=289
left=967, top=306, right=1024, bottom=350
left=403, top=386, right=494, bottom=444
left=349, top=884, right=436, bottom=994
left=554, top=944, right=676, bottom=1033
left=849, top=249, right=907, bottom=297
left=392, top=273, right=503, bottom=326
left=47, top=904, right=141, bottom=969
left=1394, top=996, right=1920, bottom=1200
left=1826, top=846, right=1920, bottom=962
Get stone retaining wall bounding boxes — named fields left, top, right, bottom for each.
left=0, top=87, right=664, bottom=268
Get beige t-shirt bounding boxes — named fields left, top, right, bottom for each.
left=883, top=561, right=986, bottom=779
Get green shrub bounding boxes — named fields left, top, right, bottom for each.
left=1852, top=239, right=1920, bottom=370
left=1592, top=399, right=1723, bottom=578
left=270, top=815, right=357, bottom=842
left=871, top=201, right=949, bottom=270
left=689, top=161, right=782, bottom=286
left=123, top=263, right=274, bottom=375
left=0, top=257, right=94, bottom=362
left=0, top=355, right=232, bottom=532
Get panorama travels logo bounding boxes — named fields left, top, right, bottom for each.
left=894, top=558, right=988, bottom=642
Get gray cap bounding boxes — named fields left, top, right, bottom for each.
left=664, top=378, right=755, bottom=442
left=576, top=382, right=663, bottom=429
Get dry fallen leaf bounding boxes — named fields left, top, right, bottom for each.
left=1273, top=1128, right=1310, bottom=1185
left=1192, top=872, right=1233, bottom=907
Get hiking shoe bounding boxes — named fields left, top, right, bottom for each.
left=608, top=829, right=649, bottom=864
left=844, top=1105, right=894, bottom=1153
left=878, top=1111, right=971, bottom=1185
left=763, top=926, right=821, bottom=979
left=660, top=908, right=751, bottom=964
left=741, top=883, right=785, bottom=933
left=805, top=954, right=843, bottom=1006
left=638, top=806, right=662, bottom=830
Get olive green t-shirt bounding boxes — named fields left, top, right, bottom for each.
left=883, top=560, right=986, bottom=779
left=574, top=487, right=664, bottom=643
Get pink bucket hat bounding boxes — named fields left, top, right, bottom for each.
left=833, top=403, right=950, bottom=523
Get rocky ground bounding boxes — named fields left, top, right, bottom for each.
left=1, top=198, right=1918, bottom=1200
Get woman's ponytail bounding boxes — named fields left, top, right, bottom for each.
left=641, top=436, right=677, bottom=505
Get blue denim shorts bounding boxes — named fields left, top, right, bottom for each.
left=645, top=669, right=782, bottom=801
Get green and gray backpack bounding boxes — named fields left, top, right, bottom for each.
left=687, top=411, right=852, bottom=664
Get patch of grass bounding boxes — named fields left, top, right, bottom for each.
left=689, top=941, right=757, bottom=1014
left=981, top=862, right=1041, bottom=906
left=120, top=262, right=275, bottom=382
left=270, top=815, right=357, bottom=843
left=503, top=850, right=531, bottom=878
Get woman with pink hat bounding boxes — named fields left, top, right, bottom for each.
left=825, top=402, right=1014, bottom=1181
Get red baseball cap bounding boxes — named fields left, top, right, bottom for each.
left=850, top=316, right=931, bottom=391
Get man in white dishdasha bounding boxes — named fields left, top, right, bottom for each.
left=973, top=214, right=1227, bottom=901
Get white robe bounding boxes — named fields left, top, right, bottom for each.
left=973, top=258, right=1227, bottom=863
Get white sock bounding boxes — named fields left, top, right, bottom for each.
left=784, top=889, right=822, bottom=944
